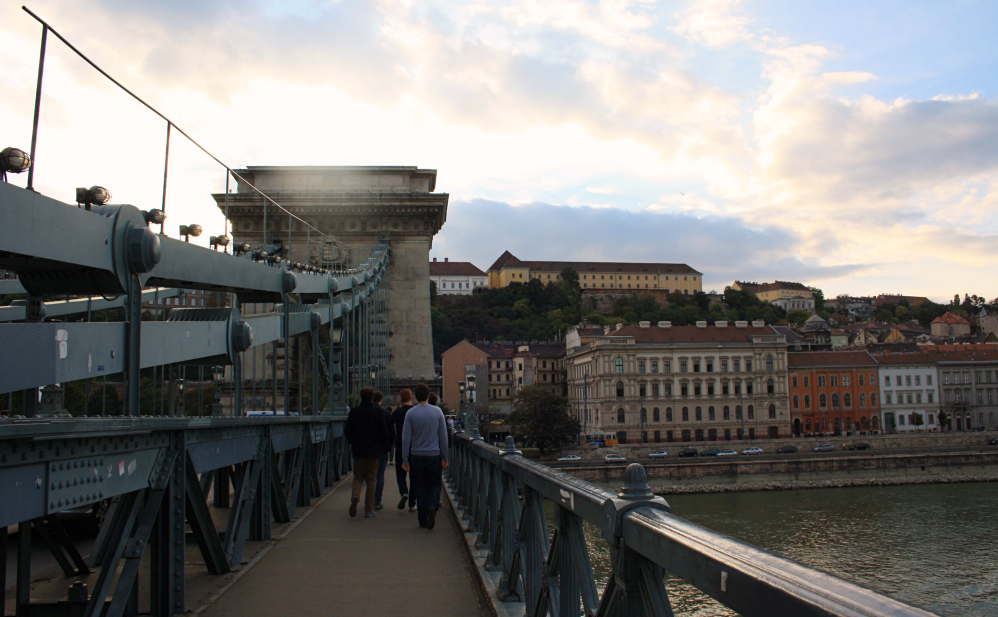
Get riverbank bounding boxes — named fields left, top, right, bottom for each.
left=647, top=469, right=998, bottom=495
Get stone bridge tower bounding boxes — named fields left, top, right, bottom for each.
left=213, top=166, right=447, bottom=386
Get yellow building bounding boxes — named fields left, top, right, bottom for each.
left=731, top=281, right=814, bottom=312
left=487, top=251, right=703, bottom=295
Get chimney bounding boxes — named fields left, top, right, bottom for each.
left=752, top=320, right=765, bottom=328
left=615, top=323, right=623, bottom=332
left=639, top=321, right=651, bottom=328
left=696, top=321, right=707, bottom=328
left=444, top=257, right=449, bottom=262
left=658, top=321, right=672, bottom=328
left=432, top=257, right=437, bottom=262
left=735, top=321, right=748, bottom=328
left=715, top=321, right=728, bottom=328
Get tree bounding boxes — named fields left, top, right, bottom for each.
left=506, top=385, right=580, bottom=455
left=560, top=267, right=580, bottom=290
left=937, top=410, right=949, bottom=431
left=785, top=309, right=811, bottom=326
left=910, top=412, right=924, bottom=431
left=809, top=287, right=826, bottom=313
left=429, top=280, right=438, bottom=305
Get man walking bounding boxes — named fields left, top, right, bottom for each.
left=372, top=391, right=394, bottom=510
left=345, top=387, right=390, bottom=518
left=401, top=384, right=449, bottom=530
left=390, top=389, right=415, bottom=510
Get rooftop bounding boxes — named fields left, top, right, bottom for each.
left=429, top=259, right=485, bottom=276
left=931, top=312, right=971, bottom=325
left=488, top=251, right=699, bottom=275
left=598, top=323, right=780, bottom=345
left=788, top=351, right=877, bottom=367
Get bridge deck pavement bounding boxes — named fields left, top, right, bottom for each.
left=200, top=472, right=490, bottom=617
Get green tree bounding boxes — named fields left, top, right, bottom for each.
left=506, top=385, right=580, bottom=455
left=429, top=280, right=438, bottom=305
left=809, top=287, right=826, bottom=313
left=910, top=412, right=924, bottom=430
left=560, top=267, right=580, bottom=290
left=785, top=309, right=812, bottom=326
left=937, top=410, right=949, bottom=430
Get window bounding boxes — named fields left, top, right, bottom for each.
left=843, top=374, right=851, bottom=387
left=831, top=393, right=840, bottom=408
left=735, top=405, right=742, bottom=420
left=680, top=360, right=688, bottom=373
left=746, top=359, right=753, bottom=372
left=664, top=361, right=671, bottom=373
left=885, top=392, right=892, bottom=404
left=871, top=393, right=877, bottom=406
left=899, top=415, right=906, bottom=426
left=722, top=382, right=729, bottom=395
left=927, top=375, right=933, bottom=386
left=721, top=359, right=728, bottom=372
left=695, top=407, right=703, bottom=421
left=682, top=429, right=691, bottom=441
left=733, top=359, right=740, bottom=372
left=766, top=355, right=774, bottom=372
left=804, top=375, right=810, bottom=388
left=792, top=375, right=798, bottom=388
left=793, top=395, right=799, bottom=410
left=706, top=359, right=714, bottom=373
left=818, top=375, right=826, bottom=387
left=885, top=375, right=891, bottom=386
left=639, top=383, right=647, bottom=397
left=682, top=407, right=689, bottom=421
left=928, top=392, right=934, bottom=403
left=616, top=382, right=625, bottom=398
left=694, top=383, right=702, bottom=396
left=708, top=406, right=715, bottom=420
left=652, top=383, right=660, bottom=397
left=746, top=382, right=754, bottom=395
left=843, top=393, right=851, bottom=408
left=804, top=395, right=811, bottom=409
left=896, top=375, right=902, bottom=386
left=693, top=360, right=701, bottom=373
left=654, top=430, right=661, bottom=443
left=747, top=405, right=754, bottom=420
left=639, top=360, right=646, bottom=374
left=723, top=406, right=730, bottom=420
left=641, top=408, right=647, bottom=422
left=617, top=408, right=625, bottom=423
left=859, top=393, right=866, bottom=407
left=830, top=375, right=838, bottom=387
left=651, top=359, right=659, bottom=374
left=734, top=382, right=741, bottom=395
left=859, top=374, right=865, bottom=387
left=914, top=375, right=920, bottom=386
left=665, top=383, right=672, bottom=397
left=819, top=394, right=827, bottom=408
left=615, top=357, right=624, bottom=374
left=681, top=383, right=688, bottom=397
left=666, top=407, right=673, bottom=422
left=768, top=404, right=776, bottom=419
left=653, top=408, right=660, bottom=422
left=767, top=378, right=775, bottom=394
left=916, top=392, right=922, bottom=403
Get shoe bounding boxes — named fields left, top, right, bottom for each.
left=426, top=507, right=436, bottom=530
left=409, top=506, right=417, bottom=512
left=349, top=498, right=358, bottom=518
left=375, top=502, right=384, bottom=510
left=398, top=495, right=409, bottom=510
left=365, top=511, right=378, bottom=518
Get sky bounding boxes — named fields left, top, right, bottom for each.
left=1, top=0, right=996, bottom=301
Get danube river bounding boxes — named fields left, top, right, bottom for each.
left=582, top=482, right=998, bottom=616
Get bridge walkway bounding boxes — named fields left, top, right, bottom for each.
left=199, top=473, right=490, bottom=617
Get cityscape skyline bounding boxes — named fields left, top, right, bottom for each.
left=1, top=1, right=995, bottom=302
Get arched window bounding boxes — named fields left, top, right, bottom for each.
left=819, top=394, right=827, bottom=408
left=616, top=381, right=625, bottom=398
left=766, top=355, right=774, bottom=372
left=767, top=378, right=775, bottom=394
left=708, top=406, right=715, bottom=421
left=805, top=418, right=811, bottom=431
left=723, top=406, right=730, bottom=420
left=617, top=408, right=625, bottom=423
left=844, top=393, right=852, bottom=408
left=859, top=393, right=866, bottom=407
left=735, top=405, right=742, bottom=420
left=872, top=415, right=880, bottom=429
left=861, top=417, right=868, bottom=429
left=695, top=407, right=702, bottom=421
left=615, top=357, right=624, bottom=374
left=682, top=407, right=689, bottom=421
left=653, top=407, right=660, bottom=422
left=768, top=404, right=776, bottom=419
left=804, top=395, right=811, bottom=409
left=747, top=405, right=754, bottom=419
left=793, top=395, right=799, bottom=410
left=870, top=393, right=877, bottom=407
left=831, top=393, right=840, bottom=408
left=640, top=408, right=647, bottom=422
left=666, top=407, right=673, bottom=422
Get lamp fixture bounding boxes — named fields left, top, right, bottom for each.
left=209, top=235, right=231, bottom=251
left=144, top=209, right=166, bottom=226
left=179, top=224, right=203, bottom=242
left=0, top=147, right=31, bottom=181
left=75, top=185, right=111, bottom=210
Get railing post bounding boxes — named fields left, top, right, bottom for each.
left=497, top=437, right=523, bottom=601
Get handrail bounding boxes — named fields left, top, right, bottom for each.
left=446, top=430, right=938, bottom=617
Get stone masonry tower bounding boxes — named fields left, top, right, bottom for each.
left=213, top=167, right=447, bottom=384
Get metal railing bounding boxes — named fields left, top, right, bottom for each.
left=446, top=431, right=938, bottom=617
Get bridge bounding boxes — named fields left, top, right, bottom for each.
left=1, top=8, right=939, bottom=617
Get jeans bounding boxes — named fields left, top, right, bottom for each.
left=351, top=458, right=379, bottom=513
left=395, top=444, right=409, bottom=498
left=374, top=452, right=389, bottom=504
left=409, top=454, right=442, bottom=527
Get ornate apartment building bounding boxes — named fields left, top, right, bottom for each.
left=873, top=352, right=940, bottom=432
left=928, top=346, right=998, bottom=431
left=566, top=321, right=791, bottom=444
left=788, top=351, right=882, bottom=436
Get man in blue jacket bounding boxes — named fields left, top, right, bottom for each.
left=345, top=387, right=390, bottom=518
left=401, top=383, right=449, bottom=530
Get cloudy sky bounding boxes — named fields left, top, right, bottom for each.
left=2, top=1, right=996, bottom=301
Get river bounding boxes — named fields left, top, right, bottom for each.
left=579, top=482, right=998, bottom=616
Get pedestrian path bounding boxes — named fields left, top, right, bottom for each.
left=199, top=473, right=490, bottom=617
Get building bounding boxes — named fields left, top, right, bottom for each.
left=730, top=281, right=814, bottom=312
left=925, top=346, right=998, bottom=432
left=875, top=294, right=931, bottom=307
left=440, top=340, right=489, bottom=407
left=429, top=258, right=486, bottom=295
left=826, top=296, right=877, bottom=320
left=566, top=320, right=791, bottom=444
left=930, top=312, right=972, bottom=338
left=788, top=351, right=881, bottom=436
left=487, top=251, right=702, bottom=295
left=871, top=353, right=940, bottom=432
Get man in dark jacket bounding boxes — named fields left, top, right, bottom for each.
left=372, top=391, right=394, bottom=510
left=390, top=389, right=415, bottom=510
left=344, top=387, right=390, bottom=518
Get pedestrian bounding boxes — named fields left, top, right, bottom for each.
left=372, top=391, right=394, bottom=510
left=385, top=406, right=395, bottom=465
left=428, top=393, right=438, bottom=406
left=390, top=389, right=416, bottom=511
left=344, top=387, right=390, bottom=518
left=401, top=383, right=449, bottom=530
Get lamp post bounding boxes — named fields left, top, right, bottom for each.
left=458, top=381, right=466, bottom=429
left=466, top=375, right=479, bottom=437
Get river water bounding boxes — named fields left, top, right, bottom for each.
left=579, top=482, right=998, bottom=616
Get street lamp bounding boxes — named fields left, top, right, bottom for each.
left=179, top=224, right=203, bottom=242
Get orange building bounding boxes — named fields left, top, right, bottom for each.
left=788, top=351, right=881, bottom=436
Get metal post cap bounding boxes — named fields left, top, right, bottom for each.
left=500, top=436, right=521, bottom=456
left=281, top=270, right=297, bottom=293
left=231, top=321, right=254, bottom=352
left=127, top=226, right=161, bottom=274
left=310, top=311, right=322, bottom=330
left=619, top=463, right=654, bottom=499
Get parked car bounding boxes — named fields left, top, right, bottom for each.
left=557, top=454, right=582, bottom=461
left=702, top=448, right=721, bottom=456
left=649, top=450, right=669, bottom=459
left=678, top=448, right=698, bottom=458
left=849, top=443, right=872, bottom=451
left=717, top=449, right=738, bottom=456
left=742, top=447, right=764, bottom=455
left=777, top=445, right=798, bottom=454
left=989, top=437, right=998, bottom=446
left=813, top=444, right=836, bottom=452
left=604, top=454, right=627, bottom=462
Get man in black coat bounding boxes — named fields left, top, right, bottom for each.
left=390, top=388, right=416, bottom=510
left=344, top=387, right=390, bottom=518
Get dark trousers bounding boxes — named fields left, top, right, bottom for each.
left=374, top=452, right=388, bottom=503
left=409, top=454, right=442, bottom=527
left=395, top=444, right=409, bottom=498
left=351, top=458, right=379, bottom=513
